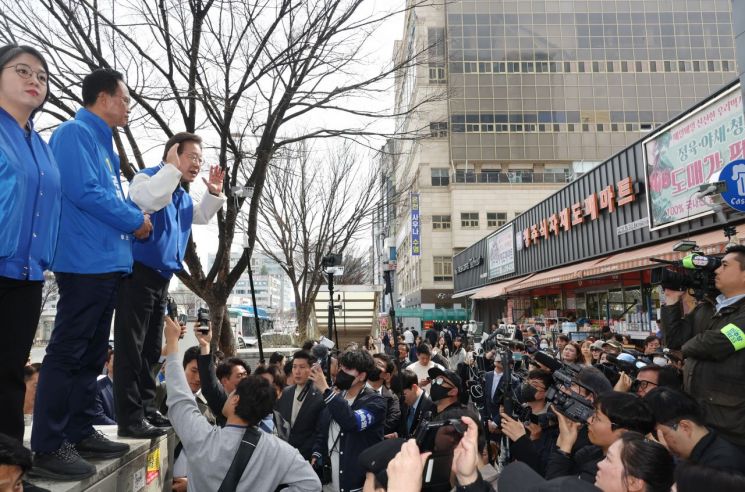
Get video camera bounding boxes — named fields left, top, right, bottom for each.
left=534, top=351, right=595, bottom=423
left=650, top=252, right=721, bottom=300
left=606, top=352, right=648, bottom=378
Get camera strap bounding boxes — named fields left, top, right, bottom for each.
left=217, top=426, right=262, bottom=492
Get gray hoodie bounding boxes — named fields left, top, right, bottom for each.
left=165, top=354, right=321, bottom=491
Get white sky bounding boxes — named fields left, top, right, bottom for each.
left=186, top=2, right=406, bottom=267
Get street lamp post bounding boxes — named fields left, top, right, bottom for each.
left=245, top=258, right=265, bottom=365
left=239, top=185, right=265, bottom=364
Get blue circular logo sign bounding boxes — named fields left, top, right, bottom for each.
left=719, top=159, right=745, bottom=212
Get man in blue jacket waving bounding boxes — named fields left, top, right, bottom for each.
left=31, top=69, right=150, bottom=480
left=114, top=132, right=225, bottom=439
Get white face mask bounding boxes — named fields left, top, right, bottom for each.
left=653, top=357, right=668, bottom=367
left=540, top=343, right=549, bottom=350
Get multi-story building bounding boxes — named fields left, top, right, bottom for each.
left=391, top=0, right=736, bottom=316
left=372, top=139, right=398, bottom=324
left=207, top=251, right=295, bottom=314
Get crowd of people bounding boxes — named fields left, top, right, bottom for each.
left=3, top=41, right=745, bottom=492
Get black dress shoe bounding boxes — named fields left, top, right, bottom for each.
left=146, top=411, right=171, bottom=428
left=75, top=429, right=130, bottom=459
left=30, top=441, right=96, bottom=481
left=118, top=419, right=168, bottom=439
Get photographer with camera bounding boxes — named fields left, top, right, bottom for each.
left=661, top=244, right=745, bottom=451
left=497, top=370, right=558, bottom=476
left=161, top=316, right=319, bottom=491
left=613, top=364, right=682, bottom=397
left=547, top=391, right=655, bottom=483
left=360, top=412, right=493, bottom=492
left=310, top=348, right=386, bottom=492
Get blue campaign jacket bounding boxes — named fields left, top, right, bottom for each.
left=0, top=108, right=61, bottom=280
left=313, top=387, right=386, bottom=492
left=50, top=109, right=143, bottom=274
left=131, top=164, right=194, bottom=277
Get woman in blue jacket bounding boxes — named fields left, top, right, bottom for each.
left=0, top=44, right=61, bottom=443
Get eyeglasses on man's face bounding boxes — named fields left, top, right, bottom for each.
left=183, top=152, right=204, bottom=164
left=3, top=63, right=48, bottom=85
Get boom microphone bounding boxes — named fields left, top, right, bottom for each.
left=533, top=351, right=563, bottom=373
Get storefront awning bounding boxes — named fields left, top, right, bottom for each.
left=505, top=257, right=609, bottom=293
left=451, top=286, right=484, bottom=299
left=471, top=274, right=535, bottom=299
left=395, top=308, right=471, bottom=321
left=583, top=225, right=745, bottom=278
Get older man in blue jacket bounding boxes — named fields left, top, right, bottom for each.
left=31, top=69, right=150, bottom=481
left=114, top=131, right=225, bottom=439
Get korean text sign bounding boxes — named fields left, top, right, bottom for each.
left=644, top=85, right=744, bottom=230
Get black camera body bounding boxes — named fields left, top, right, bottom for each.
left=542, top=361, right=595, bottom=423
left=166, top=296, right=178, bottom=319
left=651, top=252, right=721, bottom=300
left=196, top=307, right=210, bottom=333
left=415, top=418, right=466, bottom=453
left=321, top=253, right=342, bottom=268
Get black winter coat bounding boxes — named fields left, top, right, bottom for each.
left=661, top=298, right=745, bottom=446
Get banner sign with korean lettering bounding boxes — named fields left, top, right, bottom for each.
left=521, top=177, right=636, bottom=249
left=411, top=192, right=420, bottom=256
left=488, top=224, right=515, bottom=278
left=643, top=84, right=743, bottom=230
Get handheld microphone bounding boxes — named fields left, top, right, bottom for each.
left=297, top=381, right=312, bottom=402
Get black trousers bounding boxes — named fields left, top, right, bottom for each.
left=32, top=272, right=119, bottom=453
left=0, top=276, right=42, bottom=442
left=113, top=262, right=169, bottom=427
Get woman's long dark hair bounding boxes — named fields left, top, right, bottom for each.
left=618, top=432, right=674, bottom=492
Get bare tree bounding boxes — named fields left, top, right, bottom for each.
left=0, top=0, right=436, bottom=353
left=336, top=246, right=372, bottom=285
left=256, top=142, right=378, bottom=339
left=39, top=272, right=58, bottom=314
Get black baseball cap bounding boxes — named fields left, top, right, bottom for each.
left=498, top=462, right=601, bottom=491
left=428, top=367, right=463, bottom=395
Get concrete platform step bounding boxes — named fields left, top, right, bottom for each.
left=24, top=425, right=174, bottom=492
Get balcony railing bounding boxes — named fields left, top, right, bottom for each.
left=452, top=171, right=573, bottom=184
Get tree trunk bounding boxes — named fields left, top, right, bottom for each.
left=206, top=301, right=235, bottom=357
left=296, top=302, right=312, bottom=342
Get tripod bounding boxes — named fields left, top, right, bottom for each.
left=326, top=270, right=340, bottom=350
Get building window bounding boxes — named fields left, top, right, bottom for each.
left=432, top=215, right=451, bottom=230
left=430, top=122, right=448, bottom=138
left=487, top=212, right=507, bottom=228
left=431, top=168, right=449, bottom=186
left=428, top=64, right=446, bottom=83
left=460, top=212, right=479, bottom=228
left=433, top=256, right=453, bottom=282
